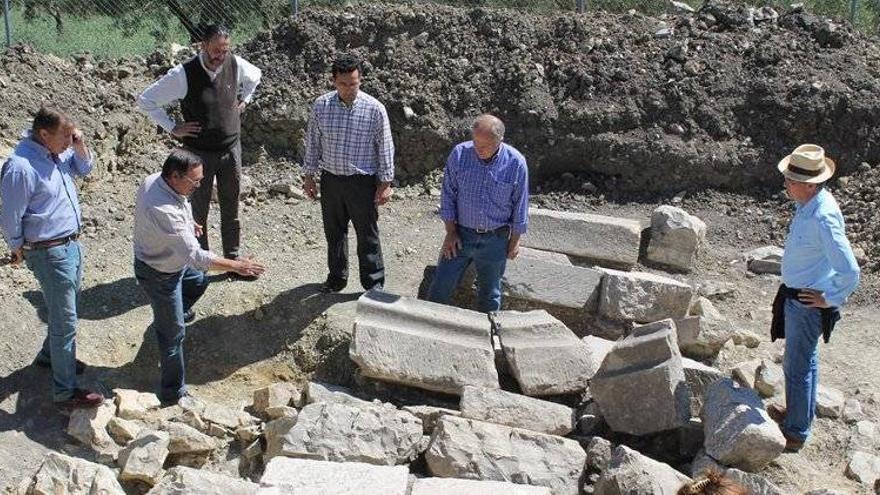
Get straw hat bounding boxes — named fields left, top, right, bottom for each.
left=777, top=144, right=836, bottom=183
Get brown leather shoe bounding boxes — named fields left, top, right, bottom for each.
left=56, top=388, right=104, bottom=412
left=767, top=404, right=786, bottom=425
left=783, top=433, right=805, bottom=452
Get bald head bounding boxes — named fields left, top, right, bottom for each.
left=472, top=114, right=505, bottom=160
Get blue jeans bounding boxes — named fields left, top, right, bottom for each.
left=24, top=240, right=83, bottom=402
left=134, top=259, right=208, bottom=402
left=427, top=227, right=508, bottom=312
left=782, top=298, right=823, bottom=442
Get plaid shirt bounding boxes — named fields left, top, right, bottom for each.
left=440, top=142, right=529, bottom=235
left=302, top=91, right=395, bottom=182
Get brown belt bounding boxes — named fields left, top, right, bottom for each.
left=23, top=233, right=79, bottom=250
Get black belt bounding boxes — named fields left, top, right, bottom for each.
left=461, top=225, right=510, bottom=236
left=23, top=233, right=79, bottom=250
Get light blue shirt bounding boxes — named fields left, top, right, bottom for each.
left=782, top=188, right=860, bottom=307
left=439, top=142, right=529, bottom=235
left=302, top=91, right=395, bottom=182
left=0, top=133, right=93, bottom=250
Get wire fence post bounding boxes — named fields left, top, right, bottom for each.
left=3, top=0, right=11, bottom=47
left=850, top=0, right=860, bottom=25
left=576, top=0, right=585, bottom=13
left=292, top=0, right=299, bottom=18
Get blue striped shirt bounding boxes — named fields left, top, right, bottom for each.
left=440, top=141, right=529, bottom=235
left=782, top=188, right=859, bottom=307
left=1, top=134, right=93, bottom=250
left=302, top=91, right=395, bottom=182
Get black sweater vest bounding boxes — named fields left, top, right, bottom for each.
left=180, top=55, right=240, bottom=152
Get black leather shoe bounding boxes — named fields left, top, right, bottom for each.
left=34, top=357, right=86, bottom=375
left=319, top=279, right=347, bottom=293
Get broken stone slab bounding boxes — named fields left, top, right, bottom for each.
left=460, top=385, right=575, bottom=435
left=599, top=269, right=693, bottom=323
left=412, top=477, right=552, bottom=494
left=502, top=251, right=604, bottom=312
left=645, top=205, right=706, bottom=272
left=816, top=385, right=845, bottom=418
left=592, top=319, right=690, bottom=435
left=753, top=360, right=784, bottom=398
left=259, top=457, right=409, bottom=494
left=702, top=378, right=785, bottom=471
left=108, top=417, right=144, bottom=445
left=147, top=466, right=259, bottom=494
left=731, top=359, right=762, bottom=389
left=267, top=401, right=423, bottom=465
left=676, top=297, right=736, bottom=358
left=349, top=290, right=498, bottom=395
left=492, top=310, right=595, bottom=395
left=252, top=382, right=303, bottom=415
left=581, top=335, right=616, bottom=378
left=691, top=451, right=786, bottom=495
left=160, top=421, right=216, bottom=455
left=523, top=208, right=642, bottom=268
left=846, top=451, right=880, bottom=485
left=402, top=405, right=461, bottom=434
left=67, top=399, right=119, bottom=457
left=594, top=445, right=691, bottom=495
left=118, top=430, right=171, bottom=485
left=114, top=389, right=161, bottom=420
left=425, top=415, right=586, bottom=495
left=745, top=246, right=784, bottom=275
left=682, top=357, right=726, bottom=418
left=28, top=451, right=125, bottom=495
left=306, top=381, right=371, bottom=407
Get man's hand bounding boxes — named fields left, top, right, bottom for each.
left=798, top=289, right=831, bottom=308
left=375, top=182, right=393, bottom=206
left=303, top=175, right=318, bottom=200
left=441, top=231, right=462, bottom=260
left=507, top=235, right=521, bottom=260
left=71, top=127, right=88, bottom=159
left=234, top=257, right=266, bottom=278
left=171, top=122, right=202, bottom=139
left=194, top=223, right=204, bottom=238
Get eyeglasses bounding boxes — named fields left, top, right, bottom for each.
left=181, top=175, right=202, bottom=187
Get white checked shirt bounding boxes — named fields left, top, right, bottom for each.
left=302, top=91, right=395, bottom=182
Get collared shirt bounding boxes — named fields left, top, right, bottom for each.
left=0, top=132, right=93, bottom=250
left=137, top=54, right=262, bottom=133
left=302, top=91, right=395, bottom=182
left=782, top=188, right=860, bottom=307
left=133, top=172, right=216, bottom=273
left=439, top=141, right=529, bottom=235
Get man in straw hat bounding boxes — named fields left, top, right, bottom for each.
left=766, top=144, right=860, bottom=451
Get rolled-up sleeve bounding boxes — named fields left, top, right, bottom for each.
left=0, top=164, right=33, bottom=250
left=818, top=213, right=860, bottom=307
left=439, top=148, right=460, bottom=224
left=510, top=158, right=529, bottom=235
left=138, top=65, right=187, bottom=133
left=236, top=56, right=262, bottom=103
left=150, top=207, right=216, bottom=272
left=375, top=105, right=395, bottom=183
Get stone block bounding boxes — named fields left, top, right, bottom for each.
left=252, top=382, right=301, bottom=415
left=599, top=269, right=693, bottom=323
left=745, top=246, right=784, bottom=275
left=460, top=385, right=575, bottom=435
left=160, top=421, right=216, bottom=455
left=816, top=385, right=845, bottom=418
left=259, top=457, right=409, bottom=494
left=118, top=430, right=171, bottom=485
left=754, top=360, right=784, bottom=398
left=67, top=400, right=118, bottom=456
left=502, top=250, right=604, bottom=312
left=412, top=478, right=551, bottom=494
left=147, top=466, right=258, bottom=494
left=595, top=445, right=691, bottom=495
left=29, top=452, right=125, bottom=495
left=646, top=205, right=706, bottom=272
left=114, top=389, right=161, bottom=420
left=682, top=357, right=725, bottom=418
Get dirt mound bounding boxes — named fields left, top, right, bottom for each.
left=241, top=0, right=880, bottom=193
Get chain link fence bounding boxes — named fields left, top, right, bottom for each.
left=0, top=0, right=874, bottom=58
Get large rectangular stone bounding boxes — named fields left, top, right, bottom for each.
left=523, top=208, right=642, bottom=268
left=460, top=385, right=575, bottom=435
left=349, top=290, right=498, bottom=395
left=149, top=466, right=258, bottom=494
left=503, top=249, right=603, bottom=312
left=426, top=416, right=586, bottom=495
left=682, top=357, right=726, bottom=417
left=492, top=310, right=595, bottom=395
left=599, top=269, right=693, bottom=323
left=412, top=478, right=551, bottom=494
left=259, top=457, right=409, bottom=494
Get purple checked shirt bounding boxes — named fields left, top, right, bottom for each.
left=439, top=141, right=529, bottom=235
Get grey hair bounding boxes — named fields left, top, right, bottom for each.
left=472, top=114, right=505, bottom=141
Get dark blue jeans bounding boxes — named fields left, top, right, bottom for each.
left=24, top=240, right=83, bottom=402
left=782, top=298, right=823, bottom=442
left=427, top=227, right=508, bottom=312
left=134, top=259, right=208, bottom=402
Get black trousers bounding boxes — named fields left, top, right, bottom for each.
left=187, top=141, right=242, bottom=259
left=320, top=171, right=384, bottom=290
